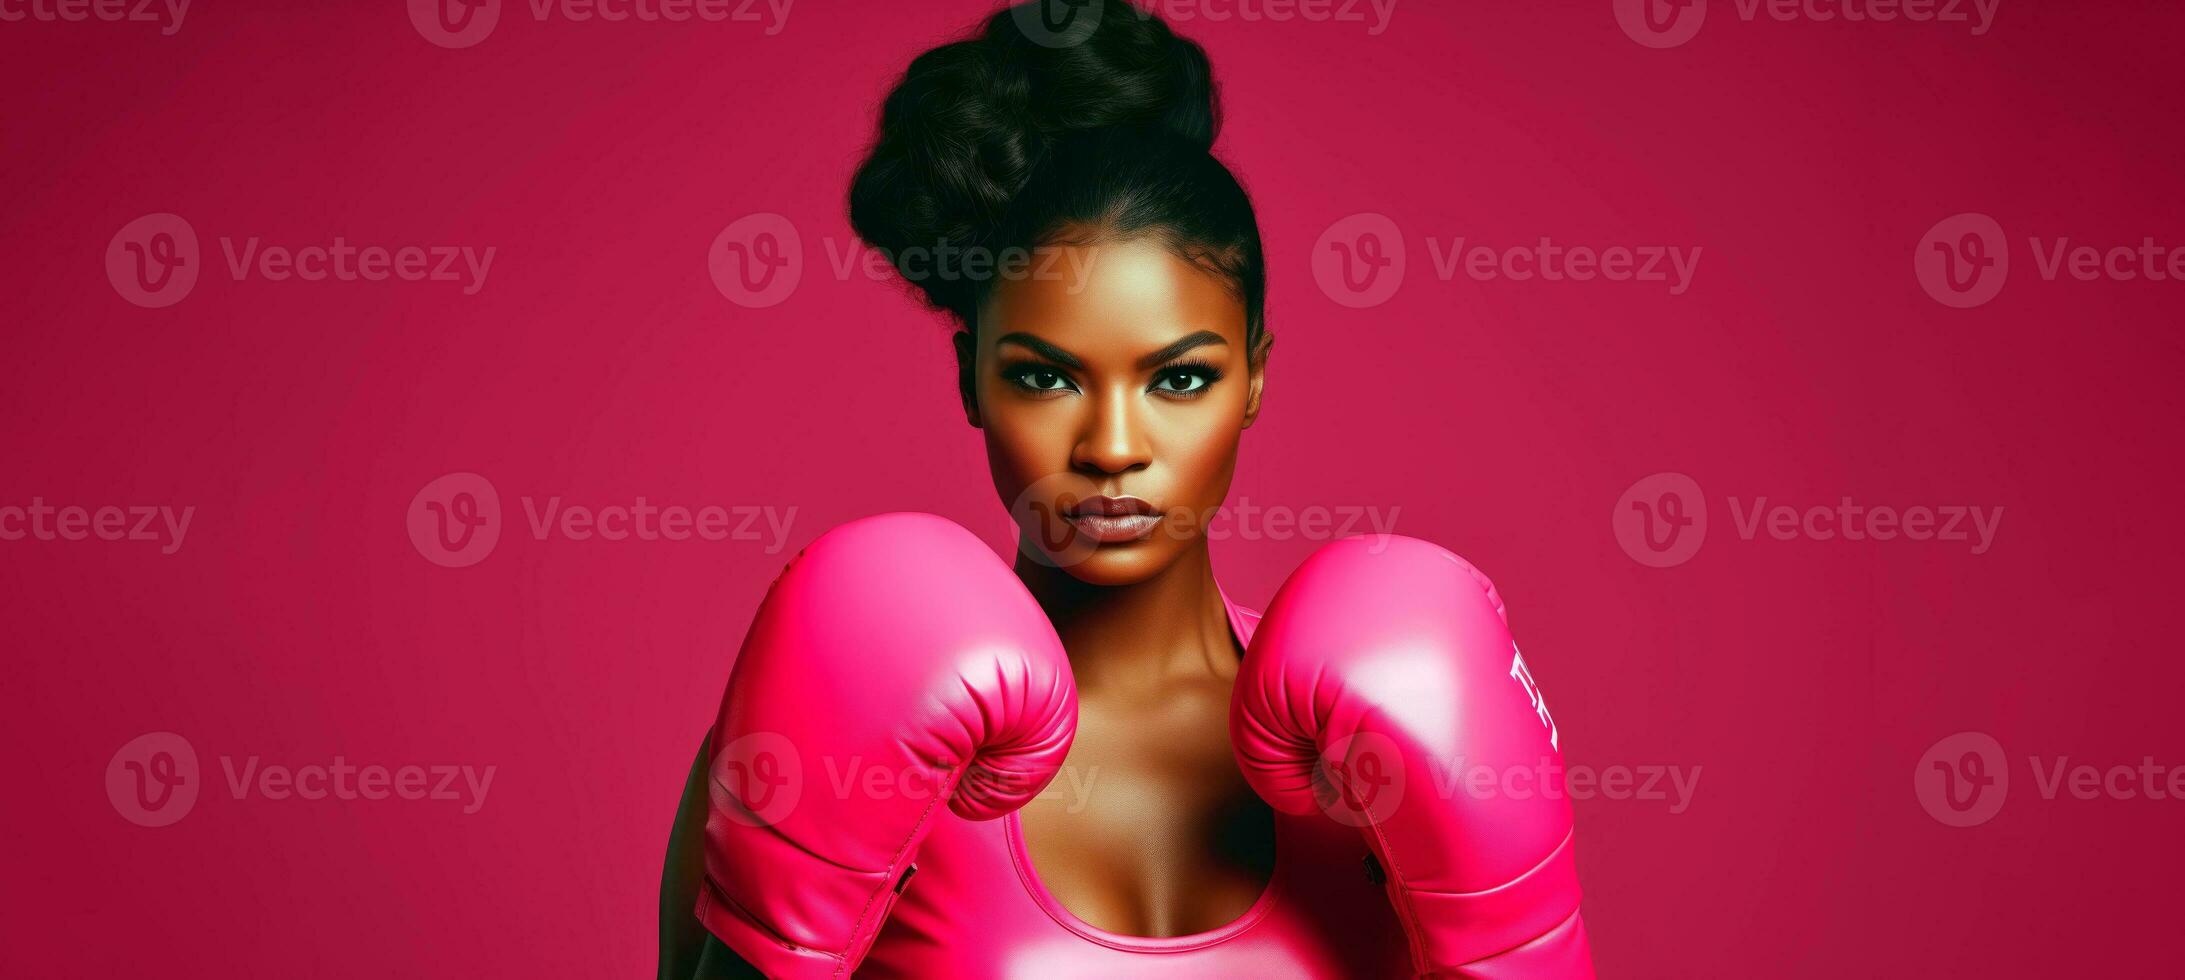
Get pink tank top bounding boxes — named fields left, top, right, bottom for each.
left=855, top=587, right=1413, bottom=979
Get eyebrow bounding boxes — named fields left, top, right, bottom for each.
left=994, top=333, right=1083, bottom=370
left=994, top=330, right=1229, bottom=372
left=1135, top=330, right=1229, bottom=369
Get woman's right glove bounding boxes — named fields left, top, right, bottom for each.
left=697, top=513, right=1078, bottom=978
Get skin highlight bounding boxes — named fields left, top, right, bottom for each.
left=959, top=234, right=1276, bottom=937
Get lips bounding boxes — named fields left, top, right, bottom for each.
left=1062, top=495, right=1163, bottom=544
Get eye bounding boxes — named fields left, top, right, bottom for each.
left=1004, top=364, right=1078, bottom=394
left=1151, top=362, right=1223, bottom=396
left=1153, top=371, right=1206, bottom=393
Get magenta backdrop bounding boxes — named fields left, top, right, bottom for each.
left=5, top=0, right=2182, bottom=976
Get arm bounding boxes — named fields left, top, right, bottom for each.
left=659, top=735, right=763, bottom=980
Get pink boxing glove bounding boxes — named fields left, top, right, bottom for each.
left=1230, top=536, right=1593, bottom=978
left=698, top=513, right=1078, bottom=978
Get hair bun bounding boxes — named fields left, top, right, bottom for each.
left=849, top=0, right=1220, bottom=316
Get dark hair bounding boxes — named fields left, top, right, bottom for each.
left=848, top=0, right=1270, bottom=362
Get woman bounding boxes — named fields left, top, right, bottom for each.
left=661, top=3, right=1589, bottom=976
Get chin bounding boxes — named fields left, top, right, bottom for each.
left=1022, top=534, right=1179, bottom=587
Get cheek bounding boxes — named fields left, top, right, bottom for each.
left=980, top=396, right=1071, bottom=488
left=1158, top=403, right=1245, bottom=508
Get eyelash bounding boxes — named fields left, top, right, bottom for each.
left=1151, top=359, right=1224, bottom=396
left=1001, top=359, right=1226, bottom=398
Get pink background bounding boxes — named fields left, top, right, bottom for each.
left=5, top=0, right=2182, bottom=976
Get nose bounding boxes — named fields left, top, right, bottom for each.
left=1072, top=383, right=1152, bottom=476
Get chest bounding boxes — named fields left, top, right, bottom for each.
left=860, top=778, right=1414, bottom=980
left=1013, top=678, right=1276, bottom=938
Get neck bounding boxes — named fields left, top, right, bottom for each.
left=1013, top=541, right=1241, bottom=696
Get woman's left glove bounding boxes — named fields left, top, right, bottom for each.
left=1230, top=535, right=1594, bottom=978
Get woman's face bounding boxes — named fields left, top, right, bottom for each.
left=958, top=235, right=1262, bottom=586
